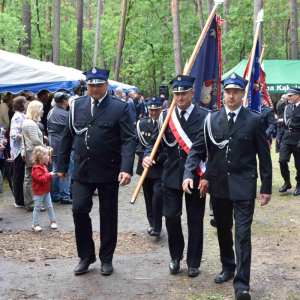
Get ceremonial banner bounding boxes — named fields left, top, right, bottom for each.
left=190, top=15, right=224, bottom=110
left=243, top=38, right=261, bottom=112
left=260, top=67, right=273, bottom=108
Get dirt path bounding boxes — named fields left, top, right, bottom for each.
left=0, top=150, right=300, bottom=300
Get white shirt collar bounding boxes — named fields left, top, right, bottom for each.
left=294, top=102, right=300, bottom=107
left=225, top=105, right=242, bottom=120
left=177, top=104, right=194, bottom=120
left=91, top=92, right=107, bottom=115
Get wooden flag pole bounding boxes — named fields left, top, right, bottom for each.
left=243, top=10, right=264, bottom=107
left=130, top=0, right=224, bottom=204
left=260, top=44, right=267, bottom=65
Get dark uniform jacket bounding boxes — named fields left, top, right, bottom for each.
left=136, top=117, right=166, bottom=178
left=145, top=106, right=208, bottom=190
left=183, top=106, right=272, bottom=200
left=260, top=104, right=276, bottom=139
left=276, top=99, right=287, bottom=119
left=277, top=103, right=300, bottom=145
left=57, top=94, right=136, bottom=183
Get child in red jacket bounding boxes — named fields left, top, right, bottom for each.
left=31, top=146, right=57, bottom=231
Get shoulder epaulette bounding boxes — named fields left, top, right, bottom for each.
left=210, top=108, right=219, bottom=113
left=111, top=95, right=125, bottom=102
left=199, top=106, right=211, bottom=113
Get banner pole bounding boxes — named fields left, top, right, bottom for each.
left=130, top=0, right=225, bottom=204
left=243, top=10, right=264, bottom=107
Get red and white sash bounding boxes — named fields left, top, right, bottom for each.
left=168, top=108, right=206, bottom=181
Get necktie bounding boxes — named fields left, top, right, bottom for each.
left=228, top=112, right=235, bottom=131
left=180, top=111, right=186, bottom=126
left=293, top=104, right=296, bottom=111
left=154, top=120, right=157, bottom=129
left=93, top=100, right=99, bottom=116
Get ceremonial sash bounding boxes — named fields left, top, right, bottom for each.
left=168, top=109, right=206, bottom=181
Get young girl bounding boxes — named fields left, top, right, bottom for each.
left=31, top=146, right=57, bottom=231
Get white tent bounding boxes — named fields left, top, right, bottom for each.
left=0, top=50, right=137, bottom=94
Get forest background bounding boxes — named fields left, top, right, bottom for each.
left=0, top=0, right=299, bottom=97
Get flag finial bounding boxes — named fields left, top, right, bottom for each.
left=257, top=9, right=264, bottom=23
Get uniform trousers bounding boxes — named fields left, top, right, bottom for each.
left=163, top=187, right=206, bottom=268
left=72, top=180, right=119, bottom=263
left=13, top=154, right=25, bottom=206
left=142, top=178, right=163, bottom=232
left=279, top=143, right=300, bottom=182
left=211, top=196, right=255, bottom=292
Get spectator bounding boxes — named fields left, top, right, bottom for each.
left=21, top=100, right=46, bottom=211
left=10, top=96, right=28, bottom=207
left=47, top=92, right=73, bottom=205
left=160, top=94, right=170, bottom=109
left=0, top=94, right=12, bottom=130
left=31, top=146, right=57, bottom=231
left=37, top=90, right=50, bottom=135
left=114, top=87, right=124, bottom=100
left=0, top=138, right=6, bottom=195
left=132, top=91, right=142, bottom=121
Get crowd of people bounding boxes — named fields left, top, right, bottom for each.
left=1, top=65, right=300, bottom=300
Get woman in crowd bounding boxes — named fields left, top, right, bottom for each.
left=21, top=100, right=46, bottom=211
left=10, top=96, right=28, bottom=207
left=0, top=94, right=12, bottom=130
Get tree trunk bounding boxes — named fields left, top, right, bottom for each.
left=206, top=0, right=212, bottom=17
left=22, top=0, right=31, bottom=56
left=76, top=0, right=84, bottom=70
left=254, top=0, right=263, bottom=53
left=89, top=0, right=92, bottom=30
left=290, top=0, right=298, bottom=59
left=45, top=0, right=52, bottom=61
left=196, top=0, right=204, bottom=31
left=223, top=0, right=229, bottom=35
left=114, top=0, right=127, bottom=81
left=53, top=0, right=60, bottom=65
left=1, top=0, right=5, bottom=12
left=93, top=0, right=102, bottom=66
left=171, top=0, right=183, bottom=75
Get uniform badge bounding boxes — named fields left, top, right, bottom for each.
left=177, top=76, right=182, bottom=81
left=231, top=73, right=236, bottom=79
left=148, top=119, right=151, bottom=123
left=141, top=131, right=144, bottom=135
left=148, top=133, right=151, bottom=137
left=152, top=96, right=156, bottom=100
left=92, top=67, right=97, bottom=74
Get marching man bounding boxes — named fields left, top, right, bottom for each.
left=143, top=75, right=208, bottom=277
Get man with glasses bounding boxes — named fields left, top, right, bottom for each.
left=277, top=87, right=300, bottom=195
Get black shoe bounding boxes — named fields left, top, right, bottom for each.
left=0, top=216, right=2, bottom=220
left=215, top=270, right=235, bottom=283
left=74, top=256, right=96, bottom=275
left=61, top=199, right=73, bottom=205
left=101, top=262, right=113, bottom=275
left=52, top=198, right=61, bottom=203
left=235, top=290, right=251, bottom=300
left=147, top=227, right=154, bottom=234
left=279, top=182, right=292, bottom=192
left=150, top=230, right=160, bottom=236
left=210, top=218, right=217, bottom=228
left=188, top=267, right=199, bottom=277
left=169, top=255, right=183, bottom=274
left=0, top=229, right=3, bottom=233
left=209, top=210, right=214, bottom=216
left=294, top=184, right=300, bottom=196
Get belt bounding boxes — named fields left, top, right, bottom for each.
left=286, top=128, right=300, bottom=133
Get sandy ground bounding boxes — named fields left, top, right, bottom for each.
left=0, top=147, right=300, bottom=300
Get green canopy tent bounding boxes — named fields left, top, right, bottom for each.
left=222, top=60, right=300, bottom=93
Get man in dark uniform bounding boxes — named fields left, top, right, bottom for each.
left=260, top=93, right=276, bottom=145
left=136, top=96, right=166, bottom=236
left=57, top=67, right=135, bottom=276
left=143, top=75, right=208, bottom=277
left=277, top=87, right=300, bottom=195
left=276, top=95, right=289, bottom=152
left=183, top=73, right=272, bottom=300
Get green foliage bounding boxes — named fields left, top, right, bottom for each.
left=0, top=0, right=298, bottom=96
